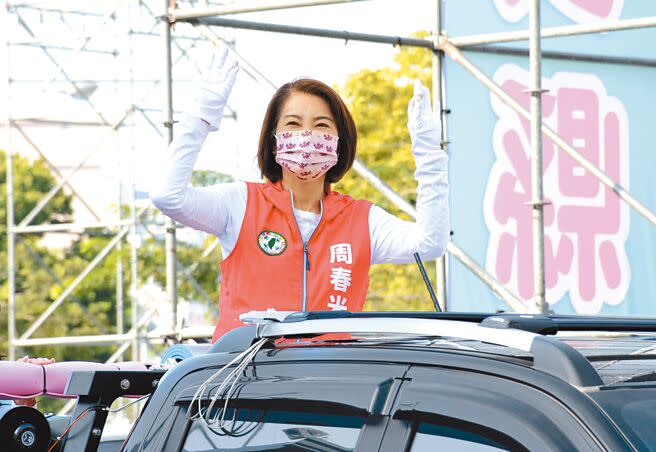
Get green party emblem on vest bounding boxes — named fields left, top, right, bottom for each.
left=258, top=230, right=287, bottom=256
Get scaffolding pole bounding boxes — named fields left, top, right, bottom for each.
left=5, top=4, right=16, bottom=358
left=529, top=0, right=547, bottom=314
left=432, top=0, right=447, bottom=311
left=162, top=1, right=178, bottom=347
left=6, top=150, right=16, bottom=361
left=450, top=15, right=656, bottom=47
left=172, top=0, right=371, bottom=21
left=187, top=16, right=435, bottom=49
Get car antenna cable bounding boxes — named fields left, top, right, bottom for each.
left=188, top=337, right=269, bottom=429
left=414, top=252, right=442, bottom=312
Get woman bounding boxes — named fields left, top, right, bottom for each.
left=151, top=48, right=449, bottom=342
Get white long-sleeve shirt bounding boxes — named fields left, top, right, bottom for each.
left=150, top=114, right=449, bottom=264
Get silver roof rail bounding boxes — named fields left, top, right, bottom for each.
left=239, top=311, right=603, bottom=387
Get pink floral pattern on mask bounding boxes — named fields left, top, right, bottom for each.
left=274, top=129, right=339, bottom=180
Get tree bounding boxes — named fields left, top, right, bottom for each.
left=334, top=32, right=441, bottom=311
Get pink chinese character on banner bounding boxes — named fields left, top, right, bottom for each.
left=484, top=65, right=630, bottom=314
left=558, top=95, right=623, bottom=302
left=493, top=0, right=623, bottom=24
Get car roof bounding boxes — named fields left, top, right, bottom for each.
left=208, top=311, right=656, bottom=389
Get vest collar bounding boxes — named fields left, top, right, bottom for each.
left=261, top=179, right=354, bottom=222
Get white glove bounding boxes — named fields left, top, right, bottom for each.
left=188, top=47, right=239, bottom=131
left=407, top=79, right=441, bottom=145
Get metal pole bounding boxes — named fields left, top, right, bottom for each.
left=6, top=150, right=16, bottom=360
left=449, top=15, right=656, bottom=47
left=114, top=4, right=125, bottom=339
left=128, top=0, right=138, bottom=356
left=172, top=0, right=371, bottom=21
left=13, top=221, right=133, bottom=233
left=191, top=17, right=435, bottom=50
left=529, top=0, right=547, bottom=314
left=439, top=37, right=656, bottom=227
left=460, top=44, right=656, bottom=69
left=162, top=0, right=178, bottom=341
left=432, top=0, right=447, bottom=311
left=5, top=14, right=16, bottom=358
left=116, top=165, right=125, bottom=337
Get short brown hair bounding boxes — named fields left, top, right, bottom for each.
left=257, top=79, right=357, bottom=186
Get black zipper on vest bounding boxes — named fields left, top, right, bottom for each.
left=289, top=190, right=324, bottom=311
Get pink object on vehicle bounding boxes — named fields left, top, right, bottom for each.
left=0, top=360, right=153, bottom=400
left=45, top=361, right=117, bottom=397
left=0, top=361, right=45, bottom=399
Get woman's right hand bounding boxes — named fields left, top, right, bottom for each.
left=189, top=47, right=239, bottom=131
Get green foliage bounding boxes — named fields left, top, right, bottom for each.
left=334, top=32, right=440, bottom=312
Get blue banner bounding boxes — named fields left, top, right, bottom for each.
left=445, top=0, right=656, bottom=315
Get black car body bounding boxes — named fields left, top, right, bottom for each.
left=13, top=312, right=656, bottom=451
left=116, top=312, right=656, bottom=451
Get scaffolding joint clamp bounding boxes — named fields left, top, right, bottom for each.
left=156, top=12, right=176, bottom=25
left=522, top=88, right=550, bottom=95
left=524, top=200, right=552, bottom=207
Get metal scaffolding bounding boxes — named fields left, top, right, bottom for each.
left=5, top=0, right=656, bottom=365
left=3, top=0, right=227, bottom=361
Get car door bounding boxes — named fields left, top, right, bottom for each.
left=379, top=365, right=625, bottom=452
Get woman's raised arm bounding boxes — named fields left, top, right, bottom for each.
left=150, top=48, right=245, bottom=239
left=370, top=80, right=450, bottom=264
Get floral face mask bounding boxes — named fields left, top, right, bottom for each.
left=274, top=129, right=339, bottom=180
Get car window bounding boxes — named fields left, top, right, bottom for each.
left=181, top=407, right=365, bottom=451
left=590, top=387, right=656, bottom=450
left=408, top=422, right=510, bottom=451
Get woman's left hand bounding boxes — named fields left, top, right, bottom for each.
left=15, top=356, right=56, bottom=407
left=407, top=79, right=441, bottom=145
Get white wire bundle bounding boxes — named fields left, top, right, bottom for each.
left=187, top=337, right=269, bottom=429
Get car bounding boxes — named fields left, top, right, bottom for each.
left=3, top=311, right=656, bottom=451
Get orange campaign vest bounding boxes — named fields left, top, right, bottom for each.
left=212, top=180, right=372, bottom=342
